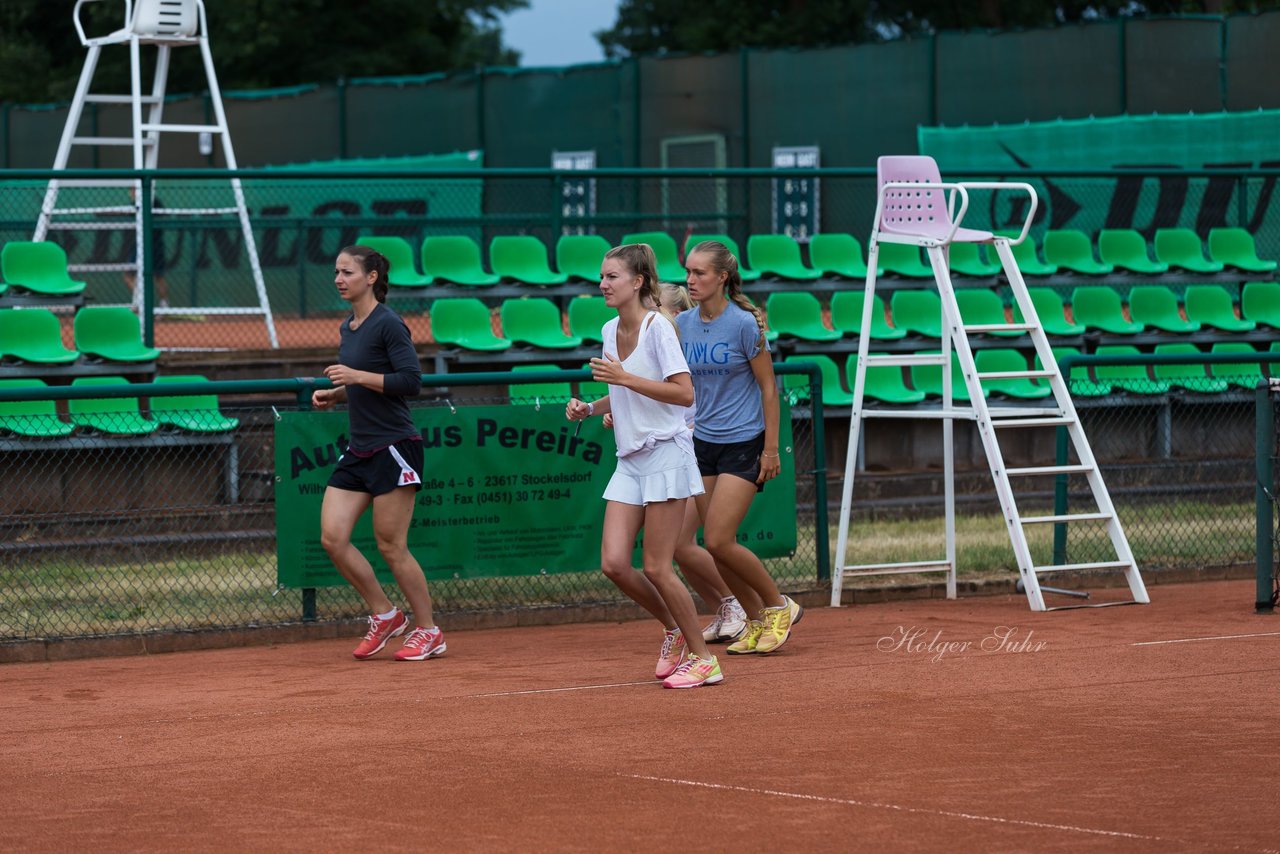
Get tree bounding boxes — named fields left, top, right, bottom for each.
left=596, top=0, right=1280, bottom=55
left=0, top=0, right=528, bottom=104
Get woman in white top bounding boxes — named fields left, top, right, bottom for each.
left=566, top=243, right=722, bottom=689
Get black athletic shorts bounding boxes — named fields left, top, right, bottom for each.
left=327, top=437, right=423, bottom=496
left=693, top=431, right=765, bottom=492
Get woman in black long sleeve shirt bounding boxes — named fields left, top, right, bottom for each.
left=312, top=245, right=444, bottom=662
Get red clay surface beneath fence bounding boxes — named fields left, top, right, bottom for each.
left=1, top=579, right=1275, bottom=853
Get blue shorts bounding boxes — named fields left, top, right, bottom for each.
left=327, top=438, right=423, bottom=496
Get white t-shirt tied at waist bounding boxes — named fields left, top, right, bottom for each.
left=601, top=312, right=695, bottom=458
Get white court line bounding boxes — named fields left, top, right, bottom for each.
left=1131, top=631, right=1280, bottom=647
left=467, top=679, right=652, bottom=698
left=624, top=774, right=1173, bottom=844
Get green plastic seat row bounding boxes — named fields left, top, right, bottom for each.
left=0, top=306, right=160, bottom=365
left=0, top=375, right=238, bottom=438
left=1070, top=284, right=1257, bottom=335
left=355, top=234, right=608, bottom=288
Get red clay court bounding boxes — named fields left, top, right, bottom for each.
left=1, top=578, right=1275, bottom=853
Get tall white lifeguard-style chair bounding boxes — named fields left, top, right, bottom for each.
left=36, top=0, right=278, bottom=347
left=831, top=155, right=1149, bottom=612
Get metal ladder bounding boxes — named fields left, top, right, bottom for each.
left=34, top=0, right=277, bottom=347
left=831, top=171, right=1149, bottom=612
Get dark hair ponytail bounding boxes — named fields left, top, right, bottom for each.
left=342, top=244, right=390, bottom=302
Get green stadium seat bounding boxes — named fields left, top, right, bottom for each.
left=1013, top=288, right=1085, bottom=335
left=956, top=289, right=1022, bottom=337
left=1094, top=345, right=1170, bottom=395
left=1208, top=227, right=1277, bottom=273
left=1097, top=229, right=1168, bottom=274
left=1070, top=287, right=1144, bottom=334
left=509, top=364, right=573, bottom=404
left=1001, top=232, right=1058, bottom=276
left=150, top=375, right=240, bottom=432
left=1043, top=230, right=1113, bottom=275
left=783, top=355, right=852, bottom=407
left=684, top=234, right=760, bottom=281
left=808, top=233, right=876, bottom=279
left=0, top=283, right=6, bottom=296
left=489, top=236, right=568, bottom=286
left=429, top=298, right=511, bottom=351
left=499, top=298, right=583, bottom=349
left=1127, top=286, right=1200, bottom=333
left=949, top=242, right=1001, bottom=277
left=0, top=308, right=80, bottom=364
left=68, top=377, right=158, bottom=435
left=829, top=291, right=905, bottom=339
left=890, top=290, right=942, bottom=338
left=1241, top=281, right=1280, bottom=328
left=0, top=379, right=73, bottom=437
left=1209, top=342, right=1264, bottom=390
left=354, top=235, right=433, bottom=287
left=910, top=350, right=986, bottom=402
left=1039, top=347, right=1112, bottom=398
left=620, top=231, right=685, bottom=282
left=421, top=236, right=500, bottom=286
left=73, top=306, right=162, bottom=362
left=975, top=348, right=1052, bottom=399
left=0, top=241, right=87, bottom=296
left=877, top=243, right=933, bottom=278
left=1153, top=228, right=1224, bottom=274
left=1152, top=343, right=1228, bottom=394
left=567, top=295, right=613, bottom=343
left=765, top=292, right=840, bottom=341
left=845, top=352, right=926, bottom=404
left=1184, top=284, right=1256, bottom=332
left=555, top=234, right=611, bottom=283
left=746, top=234, right=822, bottom=280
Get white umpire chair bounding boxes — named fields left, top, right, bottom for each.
left=831, top=155, right=1150, bottom=611
left=35, top=0, right=278, bottom=347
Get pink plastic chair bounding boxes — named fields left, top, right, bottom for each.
left=876, top=155, right=994, bottom=245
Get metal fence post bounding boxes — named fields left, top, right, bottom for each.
left=297, top=378, right=319, bottom=622
left=141, top=172, right=155, bottom=347
left=1256, top=381, right=1275, bottom=614
left=808, top=362, right=830, bottom=583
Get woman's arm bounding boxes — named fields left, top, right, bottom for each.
left=589, top=354, right=694, bottom=406
left=749, top=347, right=781, bottom=483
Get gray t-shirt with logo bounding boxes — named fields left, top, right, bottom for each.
left=675, top=302, right=768, bottom=443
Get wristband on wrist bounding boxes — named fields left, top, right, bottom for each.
left=762, top=451, right=780, bottom=458
left=586, top=401, right=594, bottom=417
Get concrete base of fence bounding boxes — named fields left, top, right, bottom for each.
left=0, top=563, right=1260, bottom=664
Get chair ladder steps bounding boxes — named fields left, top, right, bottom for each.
left=83, top=94, right=162, bottom=104
left=1034, top=561, right=1133, bottom=574
left=964, top=322, right=1035, bottom=334
left=1020, top=512, right=1112, bottom=525
left=70, top=136, right=156, bottom=147
left=69, top=262, right=137, bottom=273
left=833, top=204, right=1148, bottom=611
left=1006, top=464, right=1093, bottom=476
left=138, top=122, right=221, bottom=134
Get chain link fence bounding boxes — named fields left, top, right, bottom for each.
left=0, top=367, right=825, bottom=643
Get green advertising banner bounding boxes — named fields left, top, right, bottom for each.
left=274, top=402, right=797, bottom=588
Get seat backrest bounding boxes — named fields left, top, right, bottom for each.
left=490, top=236, right=550, bottom=273
left=132, top=0, right=199, bottom=37
left=684, top=234, right=743, bottom=259
left=1, top=241, right=74, bottom=287
left=1242, top=281, right=1280, bottom=320
left=876, top=155, right=951, bottom=239
left=568, top=296, right=612, bottom=342
left=556, top=234, right=611, bottom=281
left=890, top=290, right=942, bottom=336
left=355, top=236, right=424, bottom=281
left=509, top=364, right=573, bottom=403
left=499, top=297, right=558, bottom=332
left=809, top=233, right=866, bottom=275
left=423, top=236, right=486, bottom=276
left=430, top=298, right=490, bottom=339
left=765, top=292, right=822, bottom=328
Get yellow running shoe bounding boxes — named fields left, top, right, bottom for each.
left=756, top=595, right=803, bottom=654
left=726, top=619, right=763, bottom=655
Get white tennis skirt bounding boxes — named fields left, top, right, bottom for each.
left=603, top=436, right=705, bottom=506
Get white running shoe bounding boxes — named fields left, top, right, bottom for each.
left=702, top=597, right=748, bottom=643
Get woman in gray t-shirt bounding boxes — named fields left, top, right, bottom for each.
left=675, top=240, right=804, bottom=654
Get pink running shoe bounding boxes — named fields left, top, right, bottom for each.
left=394, top=626, right=447, bottom=661
left=352, top=610, right=408, bottom=659
left=662, top=654, right=723, bottom=689
left=655, top=629, right=688, bottom=680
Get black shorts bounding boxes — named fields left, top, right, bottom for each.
left=693, top=432, right=765, bottom=492
left=327, top=438, right=423, bottom=496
